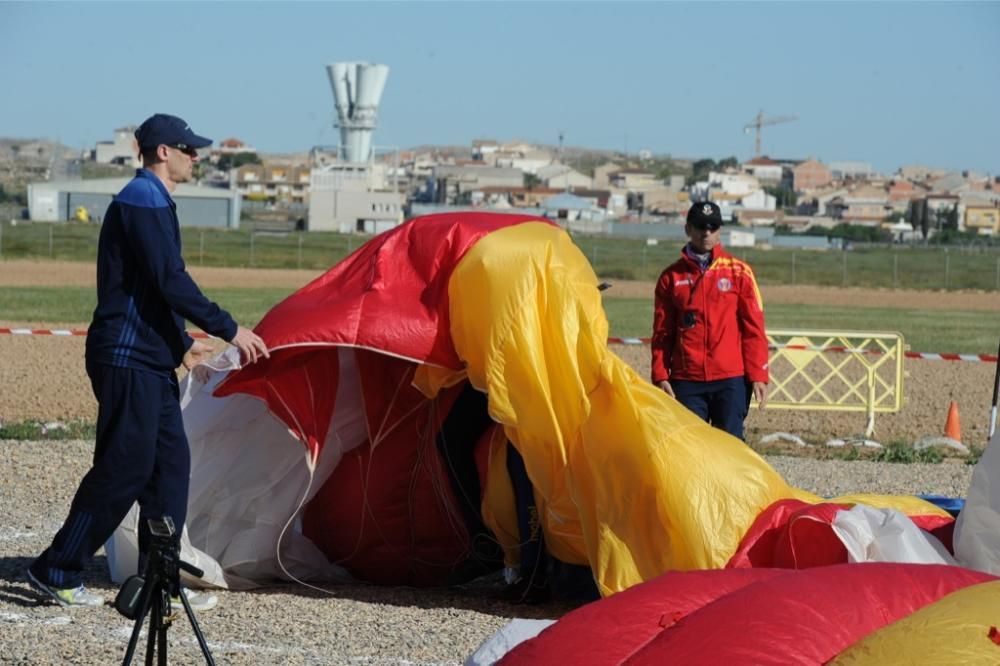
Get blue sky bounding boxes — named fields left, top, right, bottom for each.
left=2, top=2, right=997, bottom=174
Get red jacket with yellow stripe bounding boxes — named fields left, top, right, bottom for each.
left=651, top=244, right=769, bottom=385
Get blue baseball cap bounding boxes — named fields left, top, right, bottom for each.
left=134, top=113, right=212, bottom=152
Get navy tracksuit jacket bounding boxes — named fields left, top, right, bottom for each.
left=32, top=169, right=238, bottom=589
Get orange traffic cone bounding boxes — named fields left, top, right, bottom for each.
left=944, top=400, right=962, bottom=442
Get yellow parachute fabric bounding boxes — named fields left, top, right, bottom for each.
left=439, top=222, right=945, bottom=596
left=830, top=580, right=1000, bottom=665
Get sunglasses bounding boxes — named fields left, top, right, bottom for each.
left=168, top=143, right=198, bottom=157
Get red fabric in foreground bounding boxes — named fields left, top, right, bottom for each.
left=505, top=564, right=993, bottom=665
left=500, top=569, right=786, bottom=665
left=625, top=563, right=993, bottom=666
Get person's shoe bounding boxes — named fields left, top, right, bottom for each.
left=170, top=588, right=218, bottom=613
left=496, top=577, right=551, bottom=605
left=27, top=569, right=104, bottom=608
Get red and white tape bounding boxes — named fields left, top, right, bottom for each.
left=1, top=328, right=996, bottom=363
left=603, top=336, right=999, bottom=363
left=0, top=327, right=211, bottom=339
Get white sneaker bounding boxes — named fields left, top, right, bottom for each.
left=27, top=569, right=104, bottom=608
left=170, top=588, right=218, bottom=613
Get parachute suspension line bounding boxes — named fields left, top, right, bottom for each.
left=408, top=395, right=469, bottom=568
left=274, top=453, right=339, bottom=597
left=265, top=378, right=315, bottom=469
left=421, top=396, right=479, bottom=544
left=369, top=367, right=415, bottom=450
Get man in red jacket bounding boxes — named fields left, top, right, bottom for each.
left=651, top=201, right=769, bottom=439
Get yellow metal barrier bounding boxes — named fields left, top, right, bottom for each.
left=765, top=329, right=906, bottom=437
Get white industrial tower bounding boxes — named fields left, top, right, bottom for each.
left=326, top=62, right=390, bottom=163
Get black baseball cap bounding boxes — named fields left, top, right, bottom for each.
left=134, top=113, right=212, bottom=152
left=687, top=201, right=724, bottom=228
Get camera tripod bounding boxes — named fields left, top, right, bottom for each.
left=118, top=518, right=215, bottom=665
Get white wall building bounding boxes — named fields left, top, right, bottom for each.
left=94, top=127, right=140, bottom=167
left=28, top=177, right=240, bottom=227
left=536, top=163, right=592, bottom=190
left=690, top=171, right=762, bottom=202
left=308, top=164, right=403, bottom=233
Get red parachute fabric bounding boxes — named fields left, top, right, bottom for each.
left=729, top=499, right=958, bottom=568
left=215, top=213, right=549, bottom=584
left=214, top=347, right=340, bottom=459
left=216, top=212, right=550, bottom=460
left=503, top=564, right=994, bottom=665
left=301, top=350, right=471, bottom=585
left=500, top=569, right=786, bottom=665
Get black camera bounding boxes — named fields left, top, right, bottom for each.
left=148, top=516, right=176, bottom=539
left=117, top=515, right=215, bottom=665
left=682, top=311, right=698, bottom=329
left=114, top=517, right=181, bottom=620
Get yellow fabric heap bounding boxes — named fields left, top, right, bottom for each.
left=429, top=222, right=946, bottom=596
left=829, top=580, right=1000, bottom=664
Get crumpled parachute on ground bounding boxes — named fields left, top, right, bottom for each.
left=105, top=211, right=1000, bottom=662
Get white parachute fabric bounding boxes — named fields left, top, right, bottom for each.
left=464, top=619, right=556, bottom=666
left=831, top=504, right=956, bottom=566
left=106, top=347, right=366, bottom=589
left=954, top=430, right=1000, bottom=574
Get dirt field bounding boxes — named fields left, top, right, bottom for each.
left=1, top=260, right=995, bottom=447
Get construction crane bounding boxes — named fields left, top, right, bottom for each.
left=743, top=110, right=797, bottom=158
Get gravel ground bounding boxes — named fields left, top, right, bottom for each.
left=0, top=439, right=974, bottom=665
left=0, top=262, right=989, bottom=663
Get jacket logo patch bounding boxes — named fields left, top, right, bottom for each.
left=717, top=277, right=732, bottom=292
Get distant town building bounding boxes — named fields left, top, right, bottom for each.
left=791, top=160, right=832, bottom=192
left=742, top=157, right=783, bottom=184
left=28, top=177, right=240, bottom=227
left=308, top=163, right=404, bottom=234
left=217, top=138, right=256, bottom=154
left=827, top=184, right=891, bottom=223
left=235, top=163, right=311, bottom=204
left=471, top=139, right=499, bottom=161
left=432, top=164, right=524, bottom=204
left=536, top=163, right=592, bottom=190
left=609, top=168, right=659, bottom=191
left=592, top=162, right=620, bottom=189
left=93, top=126, right=139, bottom=167
left=828, top=161, right=875, bottom=180
left=541, top=192, right=607, bottom=222
left=898, top=164, right=946, bottom=182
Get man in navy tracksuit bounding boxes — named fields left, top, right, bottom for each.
left=27, top=114, right=269, bottom=608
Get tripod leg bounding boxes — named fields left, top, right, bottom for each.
left=156, top=589, right=168, bottom=666
left=144, top=584, right=169, bottom=666
left=121, top=577, right=156, bottom=666
left=177, top=589, right=216, bottom=665
left=144, top=595, right=158, bottom=666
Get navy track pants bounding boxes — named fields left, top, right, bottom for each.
left=30, top=362, right=190, bottom=589
left=672, top=376, right=751, bottom=440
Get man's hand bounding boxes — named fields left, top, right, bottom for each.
left=656, top=380, right=675, bottom=398
left=230, top=325, right=270, bottom=365
left=182, top=340, right=214, bottom=370
left=752, top=381, right=769, bottom=409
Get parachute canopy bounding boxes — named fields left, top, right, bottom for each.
left=163, top=212, right=953, bottom=592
